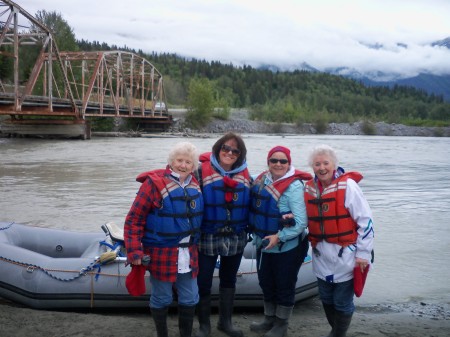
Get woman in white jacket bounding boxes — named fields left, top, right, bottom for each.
left=304, top=145, right=374, bottom=337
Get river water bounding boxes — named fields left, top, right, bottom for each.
left=1, top=134, right=449, bottom=307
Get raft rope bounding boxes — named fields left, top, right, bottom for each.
left=99, top=240, right=123, bottom=254
left=0, top=255, right=135, bottom=309
left=0, top=222, right=127, bottom=281
left=0, top=224, right=102, bottom=280
left=0, top=242, right=125, bottom=282
left=0, top=255, right=105, bottom=282
left=1, top=223, right=128, bottom=308
left=0, top=222, right=14, bottom=230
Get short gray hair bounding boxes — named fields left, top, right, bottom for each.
left=308, top=144, right=338, bottom=169
left=167, top=141, right=199, bottom=171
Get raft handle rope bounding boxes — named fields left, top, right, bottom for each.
left=0, top=255, right=131, bottom=309
left=0, top=222, right=15, bottom=231
left=99, top=240, right=125, bottom=257
left=0, top=255, right=103, bottom=282
left=0, top=223, right=125, bottom=281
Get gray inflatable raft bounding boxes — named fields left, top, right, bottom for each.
left=0, top=221, right=317, bottom=309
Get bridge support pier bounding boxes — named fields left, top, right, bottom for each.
left=0, top=119, right=91, bottom=140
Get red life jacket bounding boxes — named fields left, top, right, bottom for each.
left=304, top=172, right=362, bottom=248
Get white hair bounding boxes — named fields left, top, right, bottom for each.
left=167, top=142, right=199, bottom=171
left=308, top=144, right=338, bottom=169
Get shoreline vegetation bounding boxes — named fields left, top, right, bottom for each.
left=1, top=109, right=449, bottom=139
left=100, top=109, right=450, bottom=138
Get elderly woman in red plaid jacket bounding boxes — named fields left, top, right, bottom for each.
left=124, top=141, right=204, bottom=337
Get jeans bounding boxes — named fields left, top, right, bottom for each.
left=150, top=272, right=199, bottom=308
left=317, top=278, right=355, bottom=314
left=197, top=251, right=243, bottom=296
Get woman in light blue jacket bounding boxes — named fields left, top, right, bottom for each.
left=249, top=146, right=312, bottom=337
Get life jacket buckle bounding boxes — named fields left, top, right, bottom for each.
left=217, top=226, right=234, bottom=236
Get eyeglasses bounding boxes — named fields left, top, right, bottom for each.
left=221, top=144, right=241, bottom=156
left=269, top=158, right=289, bottom=164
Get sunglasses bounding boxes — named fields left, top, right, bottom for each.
left=221, top=144, right=241, bottom=156
left=269, top=158, right=289, bottom=164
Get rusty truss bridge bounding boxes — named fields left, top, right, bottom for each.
left=0, top=0, right=171, bottom=139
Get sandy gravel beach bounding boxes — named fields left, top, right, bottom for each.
left=1, top=296, right=449, bottom=337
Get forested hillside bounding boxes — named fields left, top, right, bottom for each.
left=1, top=10, right=449, bottom=128
left=78, top=40, right=450, bottom=127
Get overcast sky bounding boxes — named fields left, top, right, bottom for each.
left=16, top=0, right=450, bottom=79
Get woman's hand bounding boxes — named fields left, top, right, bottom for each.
left=262, top=234, right=280, bottom=250
left=129, top=258, right=142, bottom=266
left=355, top=257, right=369, bottom=273
left=282, top=213, right=294, bottom=220
left=279, top=213, right=295, bottom=227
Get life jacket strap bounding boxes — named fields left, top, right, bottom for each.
left=148, top=228, right=200, bottom=237
left=307, top=197, right=336, bottom=205
left=308, top=214, right=351, bottom=222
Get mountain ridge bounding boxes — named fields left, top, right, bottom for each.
left=259, top=36, right=450, bottom=102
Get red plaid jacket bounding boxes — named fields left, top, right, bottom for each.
left=124, top=174, right=199, bottom=282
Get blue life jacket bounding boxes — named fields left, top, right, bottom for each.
left=140, top=170, right=204, bottom=248
left=200, top=161, right=251, bottom=235
left=250, top=170, right=311, bottom=239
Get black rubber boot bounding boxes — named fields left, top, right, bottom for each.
left=250, top=301, right=276, bottom=332
left=333, top=310, right=353, bottom=337
left=322, top=302, right=335, bottom=337
left=151, top=306, right=169, bottom=337
left=217, top=287, right=243, bottom=337
left=264, top=305, right=292, bottom=337
left=179, top=304, right=196, bottom=337
left=195, top=295, right=211, bottom=337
